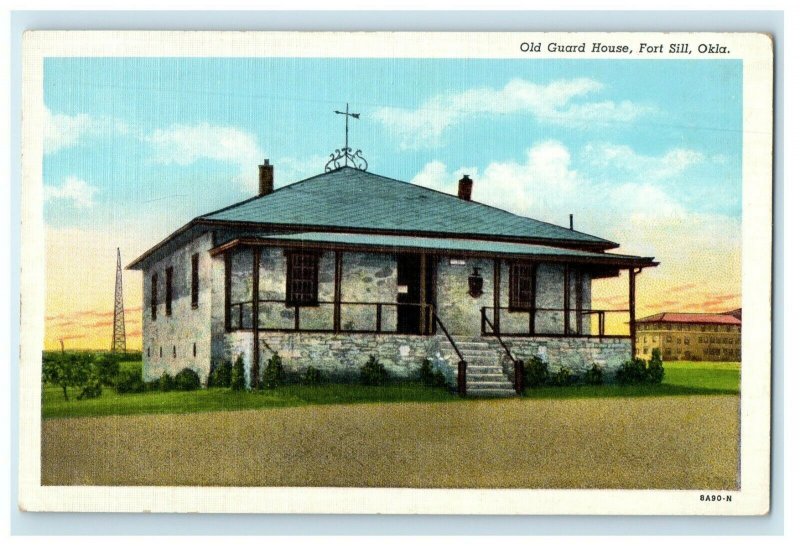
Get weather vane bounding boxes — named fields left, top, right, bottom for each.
left=325, top=102, right=368, bottom=172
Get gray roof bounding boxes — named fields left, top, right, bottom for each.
left=236, top=232, right=651, bottom=266
left=200, top=167, right=616, bottom=248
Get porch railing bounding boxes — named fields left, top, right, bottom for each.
left=480, top=306, right=630, bottom=339
left=228, top=299, right=435, bottom=334
left=480, top=310, right=524, bottom=394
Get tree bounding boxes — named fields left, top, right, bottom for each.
left=42, top=353, right=93, bottom=401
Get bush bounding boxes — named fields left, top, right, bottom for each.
left=94, top=354, right=121, bottom=386
left=418, top=358, right=448, bottom=388
left=261, top=354, right=285, bottom=389
left=647, top=348, right=665, bottom=384
left=523, top=356, right=549, bottom=388
left=78, top=374, right=103, bottom=399
left=174, top=368, right=201, bottom=391
left=616, top=358, right=648, bottom=385
left=360, top=355, right=389, bottom=386
left=157, top=371, right=174, bottom=392
left=207, top=359, right=233, bottom=388
left=115, top=367, right=146, bottom=394
left=303, top=366, right=324, bottom=386
left=550, top=366, right=574, bottom=387
left=231, top=354, right=246, bottom=391
left=585, top=363, right=604, bottom=385
left=42, top=353, right=94, bottom=400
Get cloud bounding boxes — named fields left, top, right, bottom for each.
left=147, top=122, right=265, bottom=189
left=44, top=107, right=128, bottom=154
left=44, top=176, right=98, bottom=208
left=584, top=142, right=705, bottom=180
left=411, top=140, right=580, bottom=217
left=374, top=78, right=656, bottom=148
left=410, top=140, right=741, bottom=318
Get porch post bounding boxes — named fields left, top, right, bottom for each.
left=493, top=258, right=500, bottom=331
left=529, top=262, right=538, bottom=335
left=628, top=267, right=636, bottom=361
left=563, top=264, right=570, bottom=335
left=251, top=247, right=261, bottom=389
left=575, top=268, right=583, bottom=335
left=419, top=253, right=427, bottom=334
left=333, top=250, right=342, bottom=333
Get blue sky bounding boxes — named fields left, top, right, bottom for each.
left=42, top=57, right=743, bottom=348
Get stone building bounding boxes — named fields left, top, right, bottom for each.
left=634, top=312, right=742, bottom=362
left=129, top=162, right=657, bottom=395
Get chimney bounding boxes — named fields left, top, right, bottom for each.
left=457, top=174, right=473, bottom=201
left=258, top=159, right=274, bottom=196
left=569, top=214, right=574, bottom=230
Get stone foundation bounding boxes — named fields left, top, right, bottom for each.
left=221, top=331, right=444, bottom=388
left=500, top=337, right=632, bottom=379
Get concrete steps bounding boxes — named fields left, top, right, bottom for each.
left=439, top=335, right=517, bottom=398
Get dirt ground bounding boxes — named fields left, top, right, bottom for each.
left=41, top=395, right=740, bottom=489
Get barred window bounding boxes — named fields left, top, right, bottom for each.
left=509, top=262, right=535, bottom=310
left=165, top=266, right=173, bottom=316
left=191, top=253, right=199, bottom=309
left=286, top=252, right=319, bottom=306
left=150, top=273, right=158, bottom=321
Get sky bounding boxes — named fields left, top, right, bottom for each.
left=42, top=57, right=742, bottom=350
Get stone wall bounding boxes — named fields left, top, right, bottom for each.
left=221, top=331, right=441, bottom=387
left=142, top=232, right=214, bottom=382
left=501, top=337, right=631, bottom=379
left=435, top=257, right=494, bottom=337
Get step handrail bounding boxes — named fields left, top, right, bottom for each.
left=430, top=305, right=467, bottom=396
left=480, top=309, right=524, bottom=394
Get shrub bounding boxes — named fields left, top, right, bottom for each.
left=360, top=355, right=389, bottom=386
left=550, top=366, right=573, bottom=387
left=207, top=359, right=233, bottom=388
left=647, top=348, right=665, bottom=384
left=231, top=354, right=246, bottom=391
left=78, top=374, right=103, bottom=400
left=42, top=353, right=93, bottom=400
left=616, top=358, right=648, bottom=385
left=157, top=371, right=174, bottom=392
left=303, top=365, right=324, bottom=386
left=94, top=354, right=121, bottom=386
left=174, top=368, right=201, bottom=391
left=261, top=354, right=285, bottom=389
left=115, top=367, right=146, bottom=394
left=585, top=363, right=604, bottom=385
left=418, top=358, right=448, bottom=388
left=523, top=356, right=549, bottom=388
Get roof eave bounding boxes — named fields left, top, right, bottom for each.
left=209, top=236, right=656, bottom=269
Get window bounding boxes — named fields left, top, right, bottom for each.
left=286, top=252, right=319, bottom=306
left=684, top=337, right=690, bottom=344
left=172, top=345, right=176, bottom=358
left=150, top=273, right=158, bottom=320
left=191, top=253, right=200, bottom=309
left=147, top=347, right=150, bottom=358
left=193, top=342, right=197, bottom=358
left=165, top=266, right=173, bottom=316
left=509, top=262, right=535, bottom=310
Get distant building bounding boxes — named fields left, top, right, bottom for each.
left=634, top=311, right=741, bottom=362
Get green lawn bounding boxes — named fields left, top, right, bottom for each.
left=42, top=360, right=740, bottom=419
left=42, top=382, right=458, bottom=420
left=523, top=360, right=740, bottom=400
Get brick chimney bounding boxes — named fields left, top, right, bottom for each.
left=258, top=159, right=274, bottom=196
left=457, top=174, right=473, bottom=201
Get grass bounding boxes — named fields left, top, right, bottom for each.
left=522, top=361, right=740, bottom=400
left=42, top=382, right=458, bottom=420
left=41, top=360, right=740, bottom=420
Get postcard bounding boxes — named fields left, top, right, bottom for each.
left=18, top=31, right=773, bottom=515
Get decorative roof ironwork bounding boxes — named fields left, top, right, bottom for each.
left=325, top=103, right=368, bottom=172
